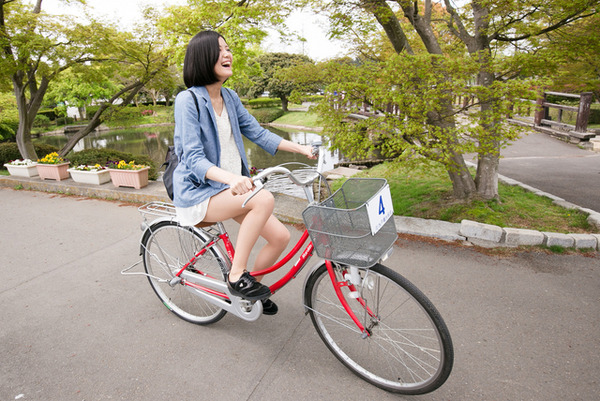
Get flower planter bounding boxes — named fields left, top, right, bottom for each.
left=108, top=167, right=149, bottom=189
left=4, top=163, right=39, bottom=177
left=68, top=168, right=111, bottom=185
left=36, top=162, right=70, bottom=181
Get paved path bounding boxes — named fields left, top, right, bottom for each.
left=1, top=188, right=599, bottom=401
left=466, top=132, right=600, bottom=213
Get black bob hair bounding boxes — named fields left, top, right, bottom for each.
left=183, top=31, right=227, bottom=88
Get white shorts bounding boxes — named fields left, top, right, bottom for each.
left=175, top=198, right=211, bottom=227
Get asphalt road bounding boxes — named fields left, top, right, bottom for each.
left=1, top=188, right=599, bottom=401
left=466, top=132, right=600, bottom=213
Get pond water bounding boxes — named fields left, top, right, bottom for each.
left=35, top=125, right=339, bottom=197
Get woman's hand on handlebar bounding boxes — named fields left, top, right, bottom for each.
left=300, top=144, right=318, bottom=160
left=205, top=166, right=254, bottom=196
left=228, top=175, right=254, bottom=196
left=277, top=139, right=318, bottom=160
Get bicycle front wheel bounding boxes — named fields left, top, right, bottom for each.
left=304, top=262, right=453, bottom=394
left=141, top=220, right=228, bottom=325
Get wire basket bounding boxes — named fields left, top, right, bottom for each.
left=302, top=178, right=397, bottom=268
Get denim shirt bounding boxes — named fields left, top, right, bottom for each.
left=172, top=86, right=282, bottom=208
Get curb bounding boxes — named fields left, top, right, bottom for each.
left=0, top=175, right=170, bottom=204
left=2, top=172, right=599, bottom=252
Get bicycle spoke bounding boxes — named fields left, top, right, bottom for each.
left=142, top=221, right=228, bottom=325
left=305, top=263, right=453, bottom=394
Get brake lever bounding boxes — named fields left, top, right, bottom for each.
left=241, top=178, right=266, bottom=208
left=311, top=140, right=322, bottom=157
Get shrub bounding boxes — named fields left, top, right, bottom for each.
left=247, top=98, right=282, bottom=108
left=0, top=142, right=59, bottom=167
left=301, top=95, right=324, bottom=103
left=589, top=106, right=600, bottom=124
left=248, top=107, right=284, bottom=123
left=55, top=116, right=75, bottom=126
left=38, top=109, right=57, bottom=121
left=33, top=114, right=52, bottom=129
left=0, top=121, right=18, bottom=141
left=0, top=101, right=19, bottom=141
left=86, top=105, right=100, bottom=117
left=66, top=148, right=158, bottom=180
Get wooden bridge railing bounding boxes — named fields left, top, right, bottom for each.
left=332, top=90, right=596, bottom=140
left=534, top=91, right=593, bottom=134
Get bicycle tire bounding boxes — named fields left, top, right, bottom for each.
left=304, top=262, right=453, bottom=394
left=141, top=220, right=228, bottom=325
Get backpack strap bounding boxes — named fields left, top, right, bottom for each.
left=188, top=89, right=200, bottom=121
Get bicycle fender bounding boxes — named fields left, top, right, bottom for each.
left=301, top=258, right=326, bottom=314
left=138, top=216, right=175, bottom=256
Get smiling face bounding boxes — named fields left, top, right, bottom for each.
left=213, top=36, right=233, bottom=83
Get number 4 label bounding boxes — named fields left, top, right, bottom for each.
left=366, top=184, right=394, bottom=235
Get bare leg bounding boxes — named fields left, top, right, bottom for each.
left=234, top=213, right=290, bottom=280
left=203, top=188, right=275, bottom=281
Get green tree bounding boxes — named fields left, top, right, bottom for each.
left=58, top=26, right=172, bottom=156
left=248, top=53, right=314, bottom=111
left=311, top=0, right=599, bottom=200
left=0, top=0, right=173, bottom=159
left=535, top=12, right=600, bottom=99
left=44, top=68, right=119, bottom=120
left=0, top=91, right=18, bottom=140
left=157, top=0, right=302, bottom=87
left=139, top=64, right=181, bottom=107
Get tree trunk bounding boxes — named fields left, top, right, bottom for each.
left=281, top=96, right=289, bottom=112
left=12, top=72, right=48, bottom=160
left=447, top=152, right=477, bottom=199
left=363, top=0, right=413, bottom=54
left=475, top=152, right=499, bottom=199
left=393, top=0, right=478, bottom=199
left=427, top=107, right=477, bottom=199
left=8, top=1, right=48, bottom=161
left=471, top=1, right=500, bottom=200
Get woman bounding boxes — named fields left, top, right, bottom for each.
left=172, top=31, right=315, bottom=315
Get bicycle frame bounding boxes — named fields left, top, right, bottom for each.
left=168, top=221, right=371, bottom=334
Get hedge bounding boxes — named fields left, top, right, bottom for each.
left=247, top=98, right=282, bottom=108
left=248, top=107, right=284, bottom=123
left=590, top=106, right=600, bottom=124
left=0, top=142, right=59, bottom=167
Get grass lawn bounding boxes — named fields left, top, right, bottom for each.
left=337, top=160, right=597, bottom=234
left=271, top=111, right=321, bottom=128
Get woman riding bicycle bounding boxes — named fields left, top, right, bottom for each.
left=172, top=30, right=316, bottom=315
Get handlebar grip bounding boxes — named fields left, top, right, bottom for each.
left=241, top=180, right=265, bottom=208
left=311, top=140, right=322, bottom=157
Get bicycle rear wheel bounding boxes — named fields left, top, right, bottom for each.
left=141, top=220, right=228, bottom=325
left=304, top=262, right=453, bottom=394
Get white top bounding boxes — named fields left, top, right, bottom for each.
left=176, top=105, right=241, bottom=226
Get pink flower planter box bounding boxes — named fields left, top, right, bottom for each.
left=108, top=167, right=149, bottom=189
left=36, top=162, right=70, bottom=181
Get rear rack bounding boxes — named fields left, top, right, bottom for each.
left=138, top=201, right=177, bottom=219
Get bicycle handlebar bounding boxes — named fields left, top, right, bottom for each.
left=242, top=141, right=322, bottom=208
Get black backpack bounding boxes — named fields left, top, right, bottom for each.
left=162, top=90, right=200, bottom=200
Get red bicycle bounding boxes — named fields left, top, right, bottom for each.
left=125, top=164, right=453, bottom=394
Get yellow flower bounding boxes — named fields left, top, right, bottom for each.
left=38, top=152, right=66, bottom=165
left=113, top=160, right=147, bottom=170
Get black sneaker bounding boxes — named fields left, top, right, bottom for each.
left=261, top=299, right=278, bottom=315
left=227, top=271, right=271, bottom=301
